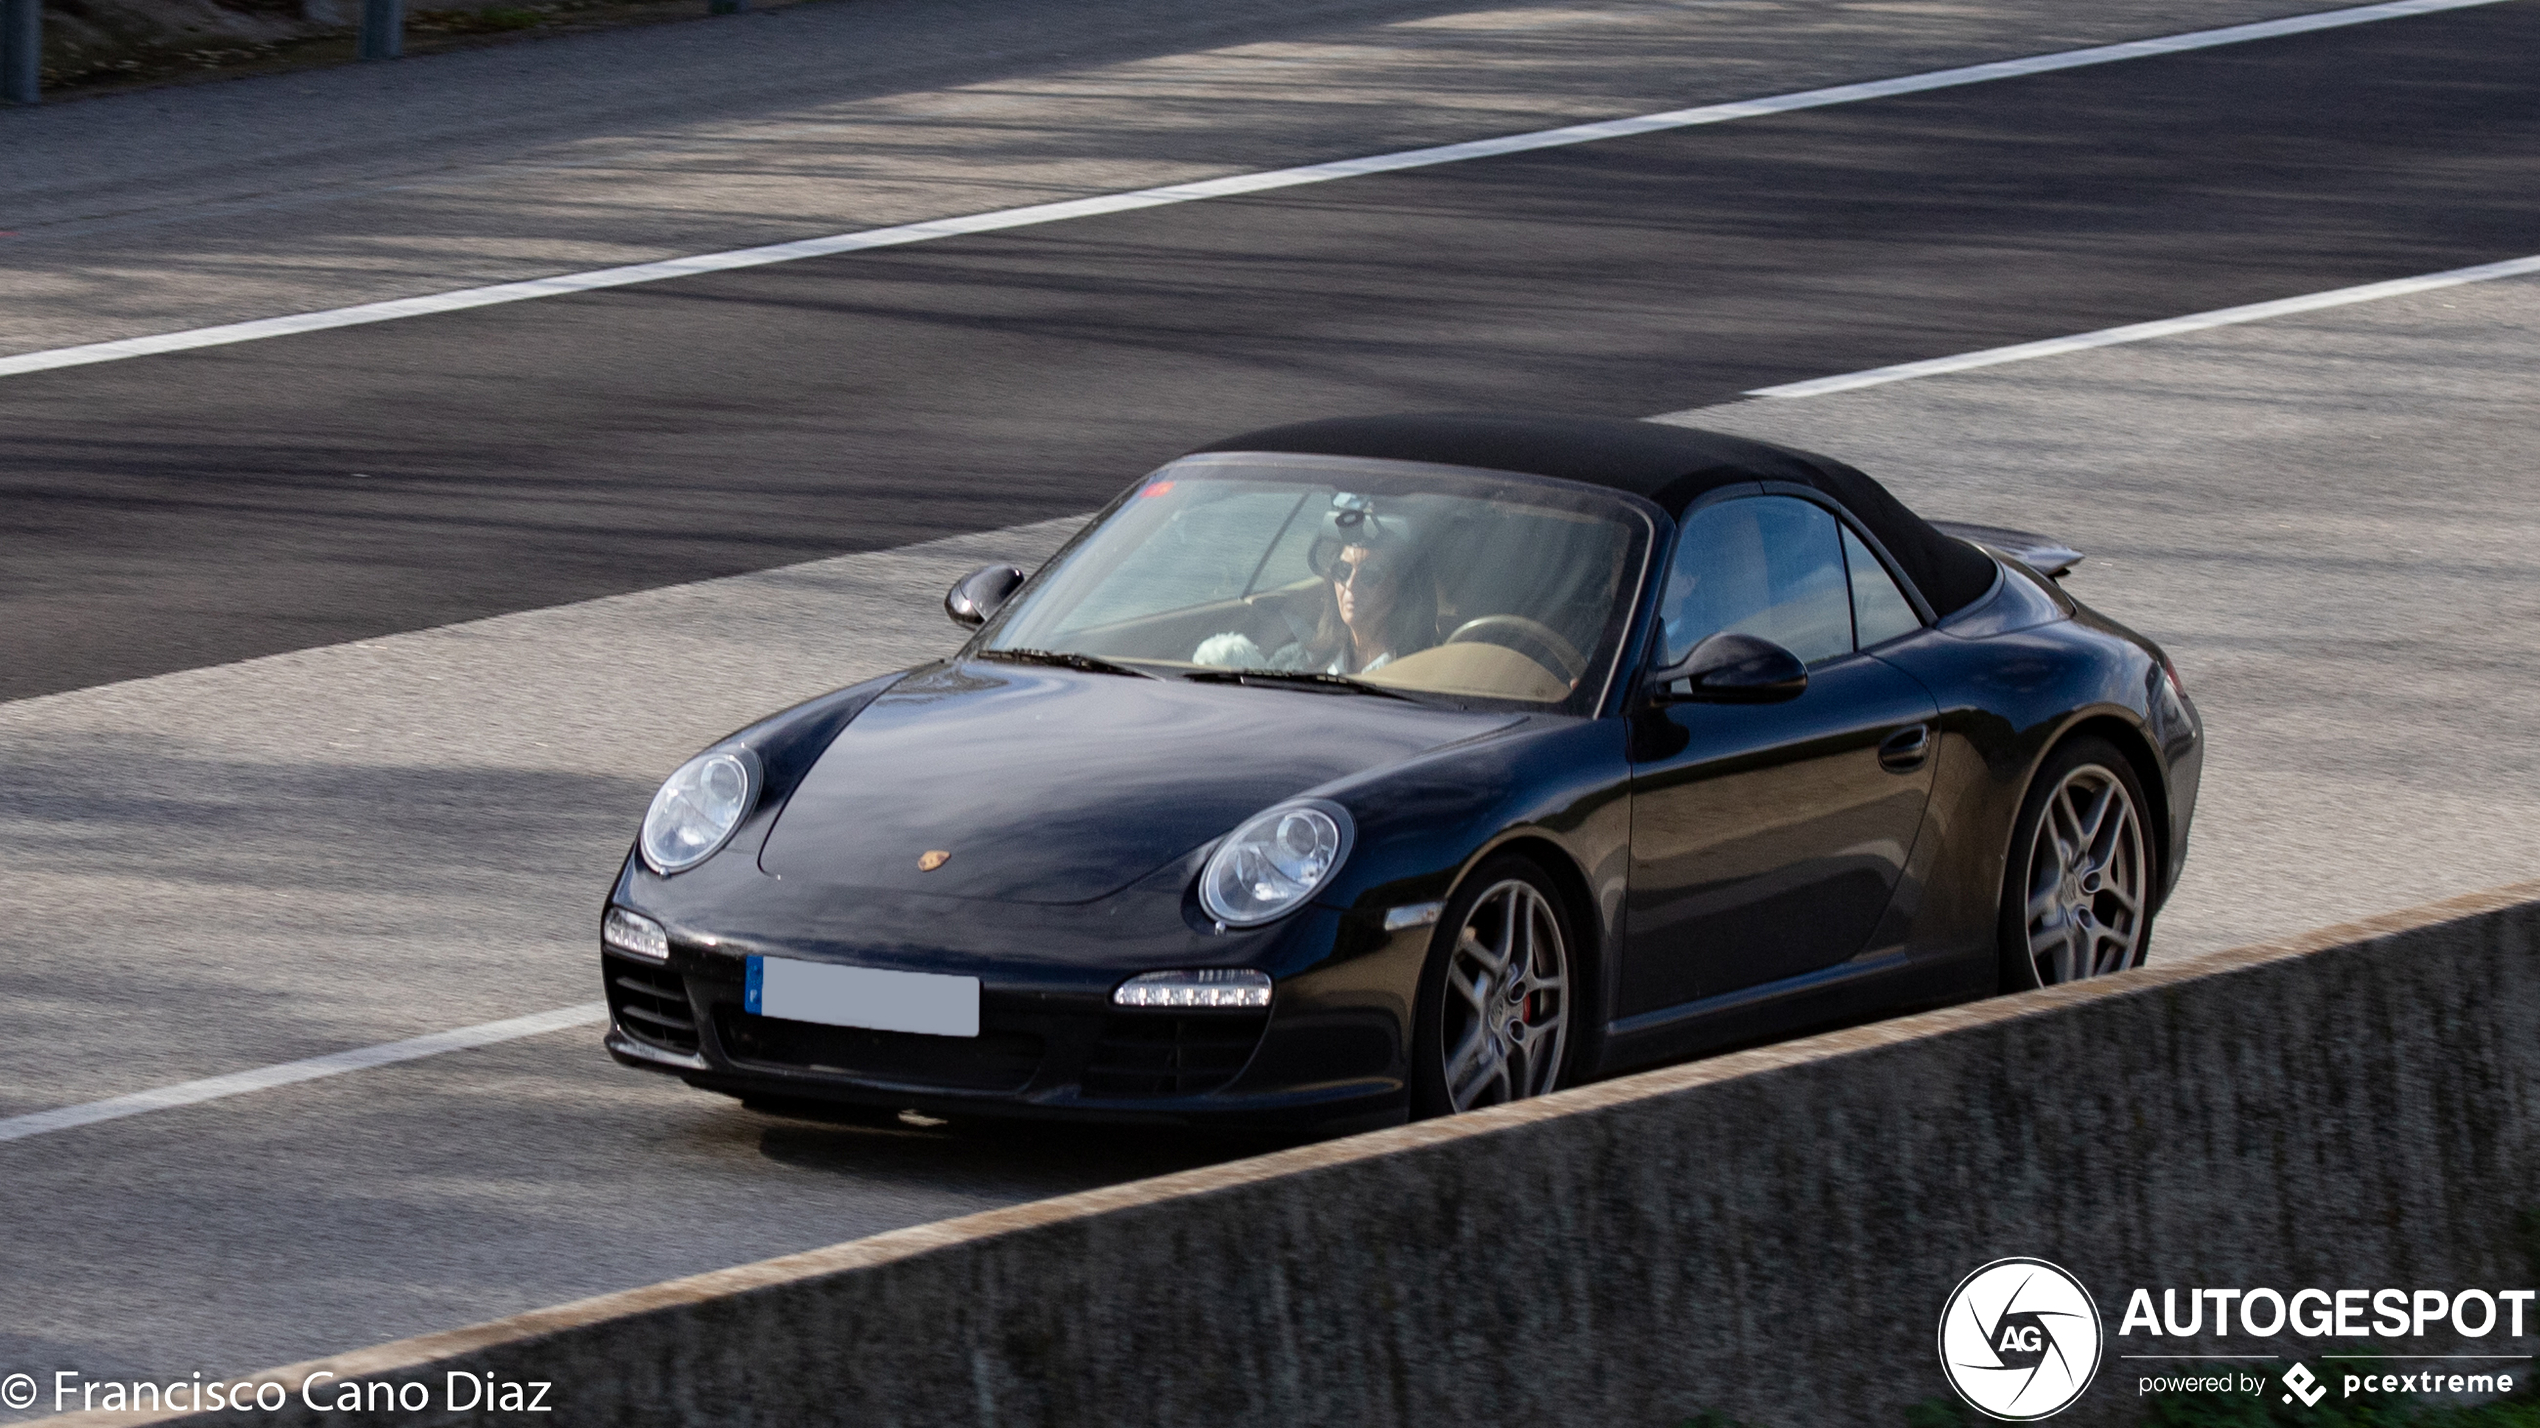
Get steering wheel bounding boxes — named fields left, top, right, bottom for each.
left=1444, top=615, right=1589, bottom=685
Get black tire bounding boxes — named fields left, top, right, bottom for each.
left=1997, top=735, right=2157, bottom=992
left=1410, top=853, right=1582, bottom=1119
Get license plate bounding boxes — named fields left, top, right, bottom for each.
left=745, top=955, right=980, bottom=1038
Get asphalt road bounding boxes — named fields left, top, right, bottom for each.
left=0, top=0, right=2318, bottom=353
left=4, top=0, right=2537, bottom=700
left=3, top=0, right=2538, bottom=1406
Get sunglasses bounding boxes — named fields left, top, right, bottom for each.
left=1331, top=556, right=1395, bottom=588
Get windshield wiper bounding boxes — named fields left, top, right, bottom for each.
left=1182, top=668, right=1423, bottom=702
left=975, top=648, right=1160, bottom=679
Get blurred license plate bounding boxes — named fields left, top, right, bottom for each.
left=745, top=956, right=979, bottom=1038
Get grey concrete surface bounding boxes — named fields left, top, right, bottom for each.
left=0, top=0, right=2340, bottom=357
left=50, top=883, right=2540, bottom=1428
left=0, top=517, right=1097, bottom=1412
left=0, top=1023, right=1243, bottom=1416
left=0, top=514, right=1081, bottom=1116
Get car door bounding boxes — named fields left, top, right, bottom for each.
left=1620, top=493, right=1940, bottom=1017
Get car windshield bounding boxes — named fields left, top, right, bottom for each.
left=978, top=453, right=1654, bottom=712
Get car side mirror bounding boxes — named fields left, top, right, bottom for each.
left=944, top=564, right=1027, bottom=628
left=1647, top=632, right=1809, bottom=704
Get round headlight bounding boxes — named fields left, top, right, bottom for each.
left=640, top=748, right=759, bottom=875
left=1198, top=800, right=1353, bottom=927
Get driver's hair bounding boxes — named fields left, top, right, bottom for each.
left=1304, top=542, right=1438, bottom=671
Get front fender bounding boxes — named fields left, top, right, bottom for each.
left=1308, top=715, right=1631, bottom=974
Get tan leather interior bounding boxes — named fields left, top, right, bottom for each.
left=1358, top=641, right=1569, bottom=703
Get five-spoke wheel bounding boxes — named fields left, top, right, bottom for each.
left=1416, top=857, right=1573, bottom=1116
left=2002, top=737, right=2152, bottom=988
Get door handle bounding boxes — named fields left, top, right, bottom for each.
left=1878, top=723, right=1931, bottom=773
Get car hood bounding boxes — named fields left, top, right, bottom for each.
left=757, top=662, right=1521, bottom=904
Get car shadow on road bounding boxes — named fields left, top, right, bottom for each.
left=741, top=1096, right=1314, bottom=1198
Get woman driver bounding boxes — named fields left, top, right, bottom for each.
left=1193, top=503, right=1435, bottom=675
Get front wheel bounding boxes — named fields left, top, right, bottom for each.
left=1412, top=855, right=1577, bottom=1118
left=1999, top=736, right=2154, bottom=991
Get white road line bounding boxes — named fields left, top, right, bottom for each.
left=1743, top=252, right=2540, bottom=399
left=0, top=1003, right=605, bottom=1144
left=0, top=0, right=2508, bottom=382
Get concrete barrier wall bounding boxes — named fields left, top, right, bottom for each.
left=74, top=882, right=2540, bottom=1428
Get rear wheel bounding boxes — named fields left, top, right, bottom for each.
left=1412, top=855, right=1576, bottom=1117
left=1999, top=736, right=2154, bottom=991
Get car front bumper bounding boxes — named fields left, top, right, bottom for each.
left=597, top=910, right=1428, bottom=1132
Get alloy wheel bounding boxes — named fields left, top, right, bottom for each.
left=2021, top=762, right=2147, bottom=985
left=1440, top=878, right=1570, bottom=1111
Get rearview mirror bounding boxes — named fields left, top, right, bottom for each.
left=945, top=564, right=1028, bottom=628
left=1648, top=632, right=1808, bottom=704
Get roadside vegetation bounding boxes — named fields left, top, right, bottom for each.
left=26, top=0, right=806, bottom=97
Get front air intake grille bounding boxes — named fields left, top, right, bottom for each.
left=606, top=955, right=699, bottom=1055
left=1081, top=1013, right=1269, bottom=1098
left=713, top=1008, right=1044, bottom=1093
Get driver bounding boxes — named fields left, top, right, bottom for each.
left=1194, top=497, right=1435, bottom=675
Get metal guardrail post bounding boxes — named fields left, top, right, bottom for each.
left=3, top=0, right=39, bottom=106
left=357, top=0, right=403, bottom=59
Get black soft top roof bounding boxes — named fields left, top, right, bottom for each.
left=1189, top=413, right=1999, bottom=618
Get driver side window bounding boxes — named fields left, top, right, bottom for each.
left=1659, top=496, right=1852, bottom=667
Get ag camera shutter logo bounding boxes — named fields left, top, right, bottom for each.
left=1939, top=1258, right=2105, bottom=1420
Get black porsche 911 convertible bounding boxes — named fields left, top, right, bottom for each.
left=600, top=414, right=2200, bottom=1129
